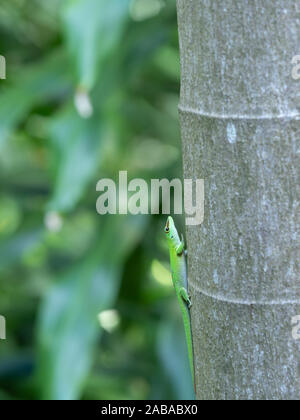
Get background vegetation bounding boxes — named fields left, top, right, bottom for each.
left=0, top=0, right=194, bottom=400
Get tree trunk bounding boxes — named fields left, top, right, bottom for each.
left=177, top=0, right=300, bottom=400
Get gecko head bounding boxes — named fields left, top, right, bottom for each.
left=164, top=216, right=178, bottom=245
left=164, top=216, right=173, bottom=235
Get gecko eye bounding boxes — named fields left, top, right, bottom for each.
left=165, top=218, right=170, bottom=233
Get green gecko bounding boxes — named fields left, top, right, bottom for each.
left=164, top=216, right=195, bottom=389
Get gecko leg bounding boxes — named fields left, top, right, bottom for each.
left=176, top=240, right=184, bottom=256
left=179, top=287, right=192, bottom=309
left=181, top=234, right=185, bottom=248
left=182, top=235, right=188, bottom=257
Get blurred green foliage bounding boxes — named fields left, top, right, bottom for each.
left=0, top=0, right=194, bottom=400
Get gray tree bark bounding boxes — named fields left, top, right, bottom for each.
left=177, top=0, right=300, bottom=400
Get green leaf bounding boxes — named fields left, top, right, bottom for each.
left=61, top=0, right=130, bottom=91
left=47, top=104, right=103, bottom=212
left=37, top=214, right=148, bottom=400
left=0, top=229, right=43, bottom=271
left=0, top=50, right=71, bottom=148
